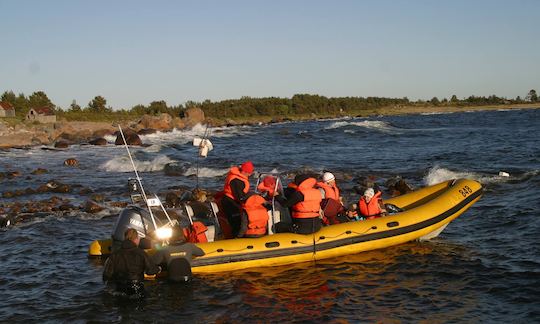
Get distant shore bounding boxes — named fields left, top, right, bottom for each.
left=1, top=103, right=538, bottom=149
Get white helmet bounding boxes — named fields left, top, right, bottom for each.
left=322, top=172, right=335, bottom=183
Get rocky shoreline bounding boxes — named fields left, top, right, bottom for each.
left=1, top=104, right=538, bottom=149
left=0, top=107, right=206, bottom=149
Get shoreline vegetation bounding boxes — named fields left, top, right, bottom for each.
left=1, top=89, right=539, bottom=149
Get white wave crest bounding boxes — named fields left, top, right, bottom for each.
left=183, top=167, right=228, bottom=178
left=100, top=155, right=174, bottom=172
left=424, top=165, right=514, bottom=186
left=325, top=120, right=398, bottom=133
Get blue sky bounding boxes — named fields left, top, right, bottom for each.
left=1, top=0, right=539, bottom=109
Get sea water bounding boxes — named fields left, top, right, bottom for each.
left=0, top=108, right=539, bottom=322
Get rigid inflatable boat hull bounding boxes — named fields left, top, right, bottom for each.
left=89, top=178, right=482, bottom=274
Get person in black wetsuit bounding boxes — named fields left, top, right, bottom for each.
left=103, top=228, right=161, bottom=298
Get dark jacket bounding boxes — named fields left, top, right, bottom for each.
left=103, top=239, right=160, bottom=282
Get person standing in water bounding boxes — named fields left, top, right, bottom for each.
left=103, top=228, right=161, bottom=298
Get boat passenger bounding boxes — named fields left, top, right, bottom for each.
left=152, top=231, right=205, bottom=282
left=316, top=172, right=344, bottom=225
left=257, top=175, right=278, bottom=199
left=358, top=188, right=387, bottom=219
left=277, top=174, right=323, bottom=234
left=221, top=161, right=255, bottom=237
left=103, top=228, right=161, bottom=298
left=238, top=193, right=270, bottom=238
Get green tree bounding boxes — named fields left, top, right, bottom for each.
left=526, top=89, right=538, bottom=102
left=86, top=95, right=110, bottom=113
left=148, top=100, right=168, bottom=114
left=69, top=100, right=81, bottom=112
left=430, top=97, right=440, bottom=105
left=1, top=90, right=16, bottom=104
left=450, top=95, right=459, bottom=104
left=28, top=91, right=54, bottom=109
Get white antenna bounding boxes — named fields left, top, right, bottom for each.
left=118, top=125, right=158, bottom=230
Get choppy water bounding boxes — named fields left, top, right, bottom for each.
left=1, top=108, right=539, bottom=322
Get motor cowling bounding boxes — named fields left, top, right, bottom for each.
left=112, top=206, right=156, bottom=242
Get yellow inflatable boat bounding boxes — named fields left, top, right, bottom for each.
left=89, top=178, right=482, bottom=274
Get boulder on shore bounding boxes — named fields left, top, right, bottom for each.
left=88, top=137, right=107, bottom=146
left=115, top=129, right=142, bottom=146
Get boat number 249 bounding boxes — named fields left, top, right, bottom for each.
left=459, top=185, right=473, bottom=197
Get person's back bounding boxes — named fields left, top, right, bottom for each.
left=103, top=228, right=160, bottom=298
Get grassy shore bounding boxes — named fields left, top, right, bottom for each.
left=205, top=102, right=540, bottom=126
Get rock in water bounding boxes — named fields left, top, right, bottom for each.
left=64, top=158, right=79, bottom=167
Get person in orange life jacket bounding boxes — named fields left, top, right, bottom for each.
left=276, top=174, right=323, bottom=234
left=316, top=172, right=344, bottom=225
left=257, top=175, right=278, bottom=200
left=238, top=193, right=270, bottom=238
left=221, top=161, right=255, bottom=237
left=358, top=188, right=387, bottom=220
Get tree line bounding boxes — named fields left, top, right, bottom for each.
left=1, top=89, right=538, bottom=121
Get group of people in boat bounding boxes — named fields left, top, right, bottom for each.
left=218, top=160, right=388, bottom=238
left=102, top=160, right=389, bottom=298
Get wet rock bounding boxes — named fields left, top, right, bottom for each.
left=24, top=188, right=36, bottom=195
left=2, top=191, right=14, bottom=198
left=64, top=158, right=79, bottom=167
left=45, top=180, right=72, bottom=193
left=83, top=200, right=104, bottom=213
left=8, top=171, right=21, bottom=178
left=165, top=192, right=180, bottom=207
left=31, top=168, right=48, bottom=175
left=109, top=201, right=128, bottom=208
left=164, top=162, right=187, bottom=176
left=58, top=203, right=75, bottom=211
left=91, top=194, right=105, bottom=202
left=137, top=114, right=172, bottom=130
left=385, top=177, right=414, bottom=197
left=36, top=184, right=50, bottom=193
left=79, top=187, right=94, bottom=195
left=182, top=108, right=205, bottom=126
left=115, top=130, right=142, bottom=146
left=137, top=128, right=157, bottom=135
left=88, top=137, right=107, bottom=146
left=54, top=140, right=70, bottom=148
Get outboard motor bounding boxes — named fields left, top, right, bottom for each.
left=112, top=206, right=159, bottom=250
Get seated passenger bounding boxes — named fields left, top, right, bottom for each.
left=316, top=172, right=344, bottom=225
left=358, top=188, right=387, bottom=220
left=257, top=175, right=278, bottom=199
left=220, top=161, right=255, bottom=237
left=277, top=175, right=323, bottom=234
left=238, top=193, right=270, bottom=238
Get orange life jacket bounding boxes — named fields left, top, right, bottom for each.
left=359, top=191, right=383, bottom=217
left=257, top=175, right=277, bottom=198
left=182, top=221, right=208, bottom=243
left=242, top=194, right=268, bottom=236
left=223, top=166, right=250, bottom=201
left=316, top=181, right=340, bottom=201
left=292, top=178, right=322, bottom=219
